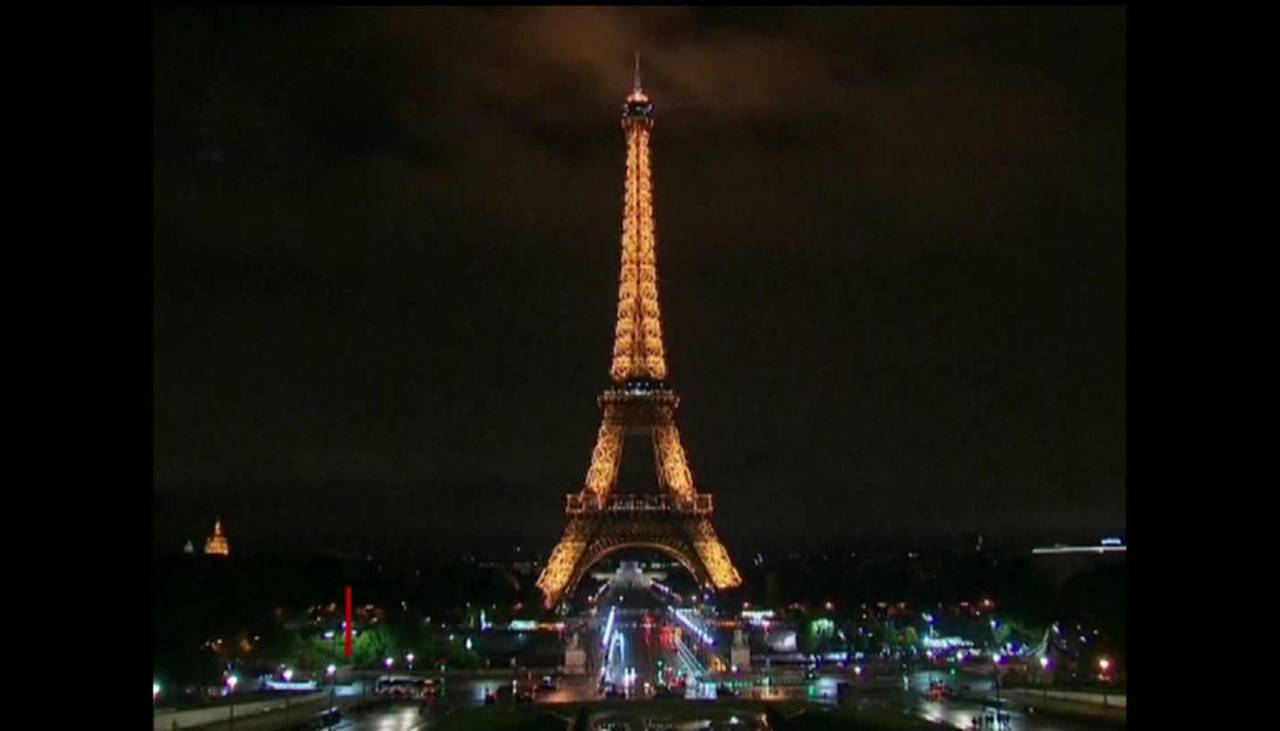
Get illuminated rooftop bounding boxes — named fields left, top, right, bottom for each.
left=204, top=518, right=230, bottom=557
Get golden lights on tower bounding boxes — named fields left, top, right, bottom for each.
left=611, top=69, right=667, bottom=383
left=584, top=418, right=624, bottom=496
left=538, top=538, right=587, bottom=598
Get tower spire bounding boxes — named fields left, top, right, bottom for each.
left=613, top=67, right=663, bottom=383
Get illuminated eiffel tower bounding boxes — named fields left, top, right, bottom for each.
left=537, top=60, right=742, bottom=609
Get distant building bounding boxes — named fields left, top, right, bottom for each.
left=1031, top=537, right=1125, bottom=555
left=1030, top=537, right=1125, bottom=588
left=204, top=518, right=230, bottom=556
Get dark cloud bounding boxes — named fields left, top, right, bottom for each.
left=153, top=7, right=1125, bottom=552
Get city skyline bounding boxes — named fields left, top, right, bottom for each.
left=153, top=7, right=1126, bottom=553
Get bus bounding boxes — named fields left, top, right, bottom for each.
left=374, top=676, right=437, bottom=698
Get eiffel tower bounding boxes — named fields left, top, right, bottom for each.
left=536, top=60, right=743, bottom=609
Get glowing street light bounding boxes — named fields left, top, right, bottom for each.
left=1038, top=655, right=1054, bottom=702
left=153, top=681, right=161, bottom=700
left=1098, top=657, right=1113, bottom=707
left=282, top=668, right=295, bottom=724
left=326, top=664, right=338, bottom=722
left=385, top=657, right=394, bottom=670
left=226, top=675, right=240, bottom=731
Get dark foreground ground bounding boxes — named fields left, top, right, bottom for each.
left=428, top=701, right=958, bottom=731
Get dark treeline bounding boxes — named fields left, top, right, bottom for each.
left=728, top=549, right=1126, bottom=643
left=151, top=551, right=533, bottom=685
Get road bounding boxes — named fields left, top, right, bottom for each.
left=307, top=672, right=1122, bottom=731
left=325, top=704, right=427, bottom=730
left=334, top=686, right=1124, bottom=731
left=239, top=579, right=1123, bottom=731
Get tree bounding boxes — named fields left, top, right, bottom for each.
left=353, top=624, right=396, bottom=668
left=903, top=627, right=919, bottom=648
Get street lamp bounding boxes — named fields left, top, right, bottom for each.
left=226, top=674, right=239, bottom=731
left=1098, top=658, right=1112, bottom=706
left=992, top=654, right=1004, bottom=711
left=326, top=664, right=338, bottom=729
left=407, top=652, right=415, bottom=670
left=283, top=668, right=294, bottom=724
left=153, top=681, right=161, bottom=702
left=1039, top=656, right=1051, bottom=703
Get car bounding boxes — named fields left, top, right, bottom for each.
left=653, top=686, right=681, bottom=699
left=539, top=675, right=559, bottom=691
left=715, top=684, right=737, bottom=698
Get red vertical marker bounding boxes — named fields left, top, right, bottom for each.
left=344, top=586, right=353, bottom=658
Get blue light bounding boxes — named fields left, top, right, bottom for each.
left=601, top=606, right=617, bottom=648
left=669, top=606, right=715, bottom=646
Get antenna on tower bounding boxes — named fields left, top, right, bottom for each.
left=633, top=51, right=642, bottom=93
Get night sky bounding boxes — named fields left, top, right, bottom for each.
left=153, top=7, right=1126, bottom=554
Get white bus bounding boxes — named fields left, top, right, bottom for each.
left=374, top=675, right=437, bottom=698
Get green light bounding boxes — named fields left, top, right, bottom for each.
left=810, top=618, right=836, bottom=637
